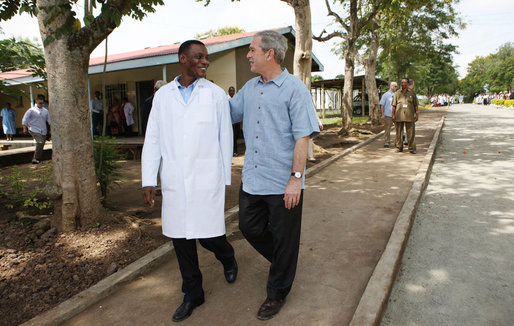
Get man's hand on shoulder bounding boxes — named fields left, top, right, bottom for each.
left=284, top=177, right=301, bottom=210
left=143, top=186, right=155, bottom=208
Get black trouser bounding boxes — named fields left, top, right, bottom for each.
left=172, top=235, right=235, bottom=301
left=232, top=123, right=240, bottom=154
left=239, top=187, right=303, bottom=300
left=92, top=112, right=103, bottom=135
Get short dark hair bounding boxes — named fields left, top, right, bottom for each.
left=178, top=40, right=205, bottom=56
left=6, top=102, right=11, bottom=106
left=228, top=86, right=235, bottom=91
left=37, top=94, right=45, bottom=101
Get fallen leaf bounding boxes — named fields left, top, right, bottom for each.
left=463, top=151, right=467, bottom=154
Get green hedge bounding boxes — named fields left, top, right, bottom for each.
left=491, top=99, right=514, bottom=107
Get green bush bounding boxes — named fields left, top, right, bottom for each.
left=93, top=136, right=125, bottom=204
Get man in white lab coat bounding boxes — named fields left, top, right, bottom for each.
left=141, top=40, right=237, bottom=323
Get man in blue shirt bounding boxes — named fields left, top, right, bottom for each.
left=22, top=95, right=51, bottom=164
left=230, top=30, right=320, bottom=320
left=379, top=81, right=398, bottom=147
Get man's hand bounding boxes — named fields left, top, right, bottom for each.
left=23, top=126, right=28, bottom=135
left=284, top=177, right=301, bottom=210
left=415, top=112, right=419, bottom=122
left=392, top=114, right=396, bottom=122
left=143, top=186, right=156, bottom=208
left=319, top=122, right=324, bottom=131
left=381, top=115, right=385, bottom=121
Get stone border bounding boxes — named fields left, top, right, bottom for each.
left=349, top=116, right=446, bottom=326
left=21, top=129, right=387, bottom=326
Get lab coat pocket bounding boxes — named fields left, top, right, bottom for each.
left=160, top=162, right=178, bottom=192
left=193, top=158, right=222, bottom=191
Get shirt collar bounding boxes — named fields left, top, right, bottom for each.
left=175, top=75, right=200, bottom=89
left=258, top=68, right=289, bottom=87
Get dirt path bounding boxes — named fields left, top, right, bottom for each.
left=62, top=109, right=445, bottom=326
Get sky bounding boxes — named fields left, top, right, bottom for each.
left=1, top=0, right=513, bottom=80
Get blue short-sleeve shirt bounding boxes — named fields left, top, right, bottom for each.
left=229, top=68, right=320, bottom=195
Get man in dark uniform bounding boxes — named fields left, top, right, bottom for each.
left=392, top=78, right=419, bottom=154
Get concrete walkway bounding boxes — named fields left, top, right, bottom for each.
left=382, top=104, right=514, bottom=326
left=49, top=109, right=444, bottom=326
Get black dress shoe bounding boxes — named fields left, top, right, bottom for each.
left=410, top=150, right=416, bottom=154
left=257, top=297, right=286, bottom=320
left=224, top=258, right=238, bottom=283
left=172, top=297, right=204, bottom=322
left=395, top=149, right=403, bottom=153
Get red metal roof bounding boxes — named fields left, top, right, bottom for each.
left=0, top=68, right=34, bottom=80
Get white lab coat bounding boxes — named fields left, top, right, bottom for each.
left=124, top=102, right=135, bottom=126
left=141, top=78, right=233, bottom=239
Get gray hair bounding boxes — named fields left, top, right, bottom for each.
left=255, top=30, right=288, bottom=64
left=154, top=80, right=167, bottom=91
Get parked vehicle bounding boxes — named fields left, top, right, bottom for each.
left=352, top=93, right=369, bottom=115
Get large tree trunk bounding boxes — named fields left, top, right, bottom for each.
left=284, top=0, right=312, bottom=88
left=36, top=0, right=115, bottom=231
left=364, top=18, right=380, bottom=125
left=44, top=42, right=103, bottom=230
left=341, top=46, right=355, bottom=131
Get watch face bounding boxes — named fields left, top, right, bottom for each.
left=294, top=172, right=302, bottom=178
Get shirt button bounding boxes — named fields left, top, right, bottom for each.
left=256, top=136, right=258, bottom=139
left=255, top=165, right=258, bottom=168
left=260, top=92, right=263, bottom=95
left=258, top=106, right=261, bottom=110
left=255, top=150, right=258, bottom=153
left=257, top=121, right=260, bottom=124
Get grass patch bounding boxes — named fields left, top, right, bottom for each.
left=320, top=116, right=370, bottom=126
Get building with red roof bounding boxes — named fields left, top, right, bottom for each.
left=0, top=26, right=323, bottom=135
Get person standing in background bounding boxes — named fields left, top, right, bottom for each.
left=1, top=102, right=16, bottom=141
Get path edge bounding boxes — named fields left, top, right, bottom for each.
left=349, top=116, right=446, bottom=326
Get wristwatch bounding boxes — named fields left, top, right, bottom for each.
left=291, top=171, right=302, bottom=179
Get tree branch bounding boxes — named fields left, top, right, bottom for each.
left=324, top=0, right=349, bottom=33
left=313, top=29, right=345, bottom=42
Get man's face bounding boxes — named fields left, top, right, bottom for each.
left=390, top=83, right=398, bottom=92
left=228, top=87, right=235, bottom=97
left=247, top=36, right=270, bottom=74
left=36, top=99, right=44, bottom=108
left=181, top=44, right=209, bottom=79
left=401, top=79, right=409, bottom=90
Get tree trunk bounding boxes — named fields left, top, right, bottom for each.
left=364, top=18, right=380, bottom=125
left=387, top=42, right=392, bottom=82
left=36, top=0, right=110, bottom=231
left=342, top=46, right=355, bottom=131
left=286, top=0, right=313, bottom=88
left=43, top=40, right=103, bottom=231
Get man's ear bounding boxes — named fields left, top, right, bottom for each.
left=267, top=49, right=275, bottom=61
left=179, top=53, right=186, bottom=64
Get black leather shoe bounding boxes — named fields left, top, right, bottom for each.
left=257, top=297, right=286, bottom=320
left=395, top=149, right=403, bottom=153
left=410, top=150, right=416, bottom=154
left=224, top=258, right=238, bottom=283
left=172, top=297, right=204, bottom=322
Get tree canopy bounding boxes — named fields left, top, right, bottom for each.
left=195, top=26, right=245, bottom=39
left=459, top=42, right=514, bottom=97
